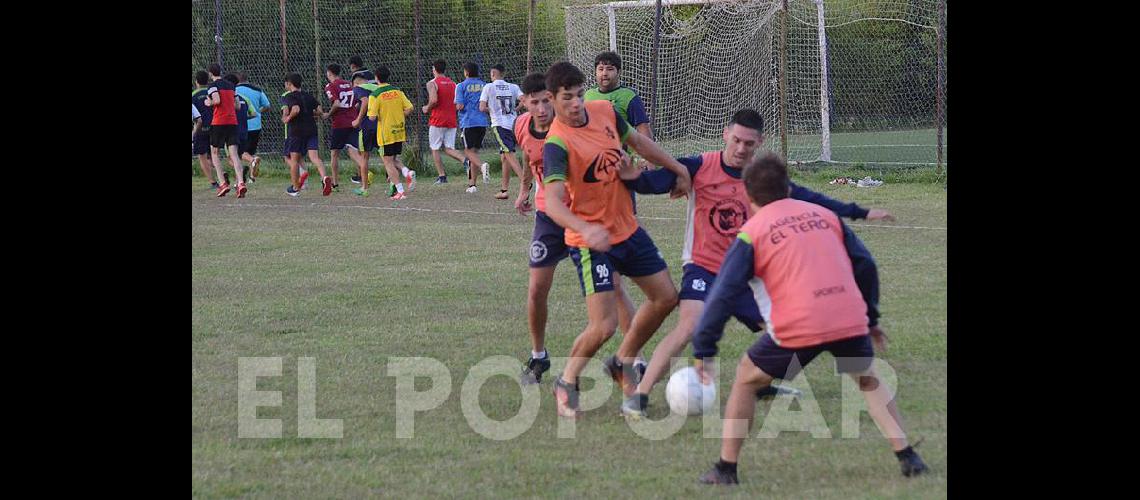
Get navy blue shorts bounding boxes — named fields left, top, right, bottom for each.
left=747, top=333, right=874, bottom=381
left=529, top=211, right=569, bottom=268
left=568, top=226, right=668, bottom=296
left=349, top=127, right=378, bottom=152
left=679, top=263, right=764, bottom=331
left=193, top=132, right=210, bottom=155
left=493, top=126, right=517, bottom=153
left=329, top=127, right=354, bottom=150
left=285, top=134, right=319, bottom=155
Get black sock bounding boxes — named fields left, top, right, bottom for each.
left=715, top=459, right=737, bottom=474
left=894, top=446, right=915, bottom=459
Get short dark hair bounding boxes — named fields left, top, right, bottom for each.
left=375, top=65, right=391, bottom=82
left=492, top=63, right=505, bottom=74
left=520, top=73, right=547, bottom=95
left=285, top=72, right=303, bottom=88
left=594, top=51, right=621, bottom=71
left=355, top=70, right=375, bottom=82
left=545, top=62, right=585, bottom=95
left=207, top=63, right=223, bottom=77
left=432, top=60, right=446, bottom=74
left=237, top=72, right=249, bottom=83
left=731, top=109, right=764, bottom=133
left=194, top=70, right=210, bottom=86
left=348, top=56, right=364, bottom=68
left=463, top=62, right=479, bottom=78
left=742, top=152, right=789, bottom=207
left=223, top=73, right=239, bottom=85
left=327, top=63, right=342, bottom=76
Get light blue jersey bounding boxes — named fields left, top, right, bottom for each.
left=455, top=77, right=490, bottom=129
left=236, top=83, right=272, bottom=131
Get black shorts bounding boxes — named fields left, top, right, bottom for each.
left=240, top=129, right=261, bottom=155
left=193, top=132, right=211, bottom=155
left=381, top=141, right=403, bottom=157
left=328, top=127, right=354, bottom=151
left=209, top=125, right=239, bottom=149
left=747, top=333, right=874, bottom=381
left=462, top=127, right=486, bottom=150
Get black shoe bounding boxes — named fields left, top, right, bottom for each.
left=634, top=359, right=647, bottom=379
left=621, top=393, right=649, bottom=419
left=520, top=355, right=551, bottom=385
left=698, top=464, right=739, bottom=485
left=351, top=175, right=362, bottom=184
left=897, top=447, right=928, bottom=477
left=756, top=384, right=803, bottom=400
left=602, top=355, right=641, bottom=395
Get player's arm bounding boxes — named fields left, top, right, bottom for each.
left=790, top=182, right=893, bottom=221
left=620, top=110, right=690, bottom=197
left=542, top=140, right=611, bottom=251
left=314, top=104, right=325, bottom=120
left=352, top=93, right=368, bottom=127
left=454, top=85, right=465, bottom=111
left=515, top=145, right=534, bottom=214
left=422, top=80, right=438, bottom=114
left=258, top=91, right=271, bottom=114
left=691, top=235, right=756, bottom=364
left=627, top=95, right=653, bottom=140
left=283, top=104, right=300, bottom=123
left=478, top=85, right=490, bottom=113
left=206, top=85, right=220, bottom=106
left=401, top=92, right=414, bottom=117
left=624, top=156, right=701, bottom=194
left=840, top=220, right=880, bottom=328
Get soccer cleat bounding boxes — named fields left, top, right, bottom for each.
left=285, top=185, right=301, bottom=197
left=251, top=156, right=261, bottom=177
left=520, top=355, right=551, bottom=385
left=897, top=447, right=928, bottom=477
left=465, top=185, right=477, bottom=194
left=390, top=191, right=407, bottom=201
left=388, top=183, right=397, bottom=197
left=434, top=176, right=448, bottom=184
left=756, top=384, right=803, bottom=400
left=621, top=393, right=649, bottom=419
left=552, top=376, right=581, bottom=418
left=353, top=187, right=369, bottom=197
left=602, top=355, right=641, bottom=397
left=236, top=182, right=247, bottom=198
left=322, top=176, right=333, bottom=196
left=216, top=182, right=231, bottom=197
left=494, top=189, right=509, bottom=200
left=698, top=464, right=739, bottom=485
left=406, top=170, right=416, bottom=191
left=634, top=359, right=648, bottom=379
left=210, top=182, right=219, bottom=190
left=481, top=162, right=490, bottom=183
left=332, top=183, right=339, bottom=192
left=351, top=175, right=362, bottom=184
left=299, top=170, right=310, bottom=190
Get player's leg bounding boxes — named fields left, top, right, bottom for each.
left=611, top=276, right=646, bottom=372
left=696, top=354, right=775, bottom=485
left=197, top=154, right=216, bottom=186
left=552, top=248, right=620, bottom=417
left=329, top=149, right=341, bottom=188
left=380, top=150, right=404, bottom=198
left=521, top=212, right=568, bottom=385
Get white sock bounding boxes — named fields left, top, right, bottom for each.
left=532, top=350, right=547, bottom=360
left=396, top=183, right=405, bottom=193
left=401, top=166, right=411, bottom=177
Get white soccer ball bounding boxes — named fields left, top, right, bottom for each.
left=665, top=366, right=716, bottom=416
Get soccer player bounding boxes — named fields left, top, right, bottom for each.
left=586, top=51, right=653, bottom=140
left=192, top=71, right=218, bottom=189
left=540, top=61, right=693, bottom=418
left=349, top=70, right=380, bottom=196
left=366, top=65, right=416, bottom=200
left=514, top=72, right=645, bottom=386
left=281, top=72, right=333, bottom=197
left=691, top=152, right=927, bottom=484
left=618, top=109, right=895, bottom=418
left=455, top=62, right=492, bottom=193
left=204, top=64, right=247, bottom=198
left=422, top=59, right=466, bottom=184
left=479, top=64, right=527, bottom=200
left=236, top=72, right=271, bottom=179
left=223, top=74, right=257, bottom=185
left=348, top=56, right=368, bottom=79
left=323, top=63, right=359, bottom=192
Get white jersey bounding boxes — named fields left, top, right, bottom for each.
left=479, top=79, right=522, bottom=129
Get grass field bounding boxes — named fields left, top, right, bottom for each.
left=192, top=161, right=946, bottom=498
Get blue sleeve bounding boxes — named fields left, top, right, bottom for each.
left=454, top=83, right=464, bottom=104
left=691, top=238, right=756, bottom=359
left=626, top=95, right=650, bottom=127
left=790, top=182, right=869, bottom=220
left=542, top=142, right=569, bottom=183
left=841, top=220, right=880, bottom=327
left=613, top=105, right=630, bottom=141
left=624, top=155, right=702, bottom=194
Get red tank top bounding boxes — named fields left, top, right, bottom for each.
left=429, top=76, right=458, bottom=128
left=683, top=151, right=753, bottom=274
